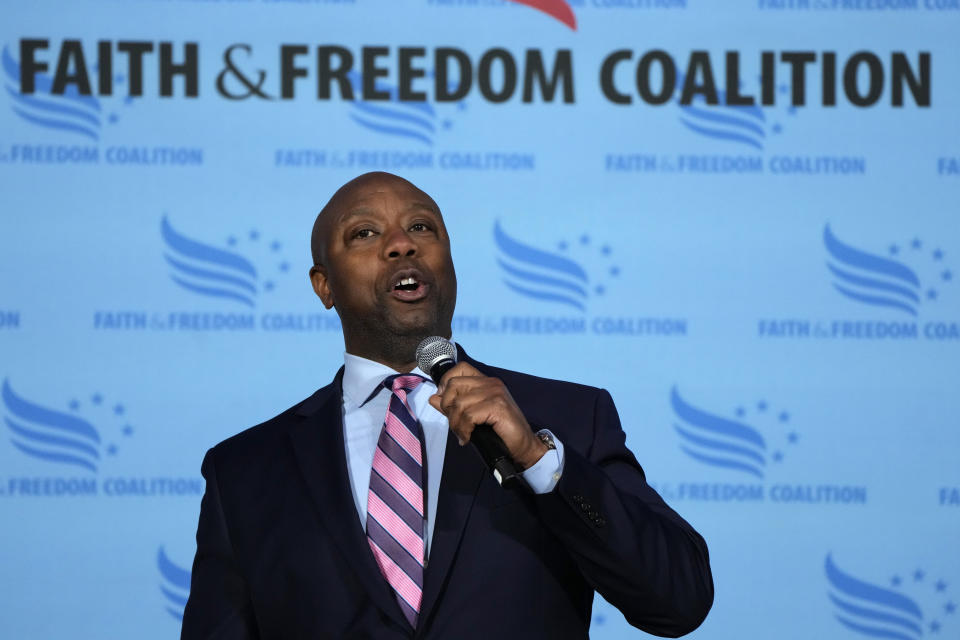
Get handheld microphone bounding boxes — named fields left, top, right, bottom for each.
left=415, top=336, right=522, bottom=489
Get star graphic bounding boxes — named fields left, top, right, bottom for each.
left=889, top=244, right=900, bottom=255
left=778, top=411, right=790, bottom=423
left=735, top=407, right=746, bottom=418
left=772, top=123, right=783, bottom=134
left=757, top=401, right=767, bottom=412
left=442, top=119, right=453, bottom=130
left=279, top=261, right=290, bottom=273
left=891, top=575, right=902, bottom=587
left=108, top=113, right=119, bottom=124
left=945, top=601, right=956, bottom=614
left=936, top=579, right=948, bottom=592
left=912, top=238, right=922, bottom=250
left=933, top=248, right=944, bottom=261
left=601, top=245, right=612, bottom=256
left=788, top=432, right=798, bottom=444
left=457, top=101, right=467, bottom=111
left=69, top=399, right=80, bottom=411
left=929, top=620, right=940, bottom=633
left=927, top=289, right=938, bottom=300
left=249, top=230, right=260, bottom=241
left=787, top=105, right=798, bottom=115
left=227, top=236, right=237, bottom=246
left=579, top=234, right=590, bottom=245
left=594, top=285, right=605, bottom=296
left=557, top=241, right=568, bottom=251
left=264, top=280, right=275, bottom=292
left=609, top=266, right=620, bottom=277
left=772, top=451, right=783, bottom=462
left=943, top=270, right=953, bottom=282
left=122, top=425, right=134, bottom=437
left=91, top=393, right=103, bottom=405
left=113, top=404, right=124, bottom=416
left=270, top=240, right=282, bottom=252
left=778, top=83, right=788, bottom=94
left=107, top=444, right=118, bottom=456
left=915, top=569, right=926, bottom=582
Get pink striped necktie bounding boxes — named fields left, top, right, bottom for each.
left=366, top=374, right=427, bottom=628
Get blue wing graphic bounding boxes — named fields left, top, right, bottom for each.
left=2, top=379, right=101, bottom=472
left=677, top=73, right=767, bottom=151
left=158, top=546, right=192, bottom=621
left=670, top=387, right=766, bottom=478
left=824, top=225, right=921, bottom=316
left=2, top=46, right=102, bottom=141
left=825, top=554, right=923, bottom=640
left=494, top=221, right=589, bottom=311
left=161, top=216, right=258, bottom=308
left=347, top=72, right=437, bottom=146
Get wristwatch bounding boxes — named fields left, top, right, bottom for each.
left=536, top=430, right=557, bottom=451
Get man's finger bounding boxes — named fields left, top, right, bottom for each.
left=437, top=362, right=482, bottom=392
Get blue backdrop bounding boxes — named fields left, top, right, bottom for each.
left=2, top=1, right=959, bottom=638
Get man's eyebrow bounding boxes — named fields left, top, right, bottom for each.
left=336, top=202, right=440, bottom=224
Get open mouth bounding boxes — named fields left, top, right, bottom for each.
left=390, top=272, right=430, bottom=301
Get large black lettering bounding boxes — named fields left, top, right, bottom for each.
left=281, top=45, right=308, bottom=99
left=19, top=39, right=49, bottom=94
left=781, top=51, right=815, bottom=106
left=600, top=49, right=632, bottom=105
left=52, top=40, right=92, bottom=95
left=478, top=48, right=517, bottom=103
left=317, top=46, right=354, bottom=100
left=398, top=47, right=427, bottom=101
left=522, top=49, right=573, bottom=103
left=680, top=51, right=718, bottom=105
left=435, top=48, right=471, bottom=102
left=159, top=42, right=198, bottom=97
left=892, top=52, right=930, bottom=107
left=637, top=50, right=675, bottom=105
left=117, top=41, right=153, bottom=96
left=362, top=47, right=390, bottom=100
left=844, top=51, right=883, bottom=107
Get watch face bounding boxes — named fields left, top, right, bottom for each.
left=538, top=432, right=557, bottom=450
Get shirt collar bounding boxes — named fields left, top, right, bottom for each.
left=342, top=351, right=436, bottom=409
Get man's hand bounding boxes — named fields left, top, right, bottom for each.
left=428, top=362, right=548, bottom=471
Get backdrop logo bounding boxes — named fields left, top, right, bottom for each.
left=345, top=71, right=462, bottom=147
left=93, top=213, right=340, bottom=332
left=825, top=224, right=950, bottom=317
left=162, top=216, right=282, bottom=309
left=656, top=385, right=866, bottom=505
left=158, top=546, right=191, bottom=621
left=1, top=45, right=202, bottom=167
left=2, top=45, right=125, bottom=142
left=2, top=378, right=132, bottom=473
left=676, top=74, right=795, bottom=153
left=671, top=387, right=795, bottom=481
left=759, top=223, right=959, bottom=341
left=450, top=220, right=686, bottom=338
left=825, top=553, right=955, bottom=638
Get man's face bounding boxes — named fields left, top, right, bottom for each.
left=311, top=175, right=457, bottom=364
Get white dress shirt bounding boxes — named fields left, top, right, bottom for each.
left=340, top=349, right=564, bottom=557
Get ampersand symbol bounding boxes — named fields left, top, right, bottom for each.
left=217, top=44, right=273, bottom=100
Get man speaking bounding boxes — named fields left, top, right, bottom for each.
left=181, top=172, right=713, bottom=639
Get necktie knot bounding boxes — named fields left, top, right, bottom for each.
left=385, top=373, right=426, bottom=394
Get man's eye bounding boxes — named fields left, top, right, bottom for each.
left=410, top=222, right=431, bottom=232
left=353, top=228, right=375, bottom=239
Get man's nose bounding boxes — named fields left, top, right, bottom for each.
left=383, top=226, right=417, bottom=259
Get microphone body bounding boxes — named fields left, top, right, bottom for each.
left=416, top=338, right=523, bottom=489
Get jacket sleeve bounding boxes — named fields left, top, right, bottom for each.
left=181, top=450, right=259, bottom=640
left=533, top=389, right=714, bottom=638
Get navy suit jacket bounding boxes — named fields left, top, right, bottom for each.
left=181, top=352, right=713, bottom=639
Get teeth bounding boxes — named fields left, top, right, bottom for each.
left=397, top=277, right=418, bottom=287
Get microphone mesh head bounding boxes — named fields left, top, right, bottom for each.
left=416, top=336, right=457, bottom=373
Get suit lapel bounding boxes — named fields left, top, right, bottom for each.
left=418, top=429, right=485, bottom=628
left=287, top=368, right=410, bottom=631
left=417, top=348, right=491, bottom=627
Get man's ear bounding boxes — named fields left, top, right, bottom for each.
left=309, top=265, right=335, bottom=309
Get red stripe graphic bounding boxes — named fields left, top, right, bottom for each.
left=508, top=0, right=577, bottom=30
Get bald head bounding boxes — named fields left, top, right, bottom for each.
left=310, top=172, right=441, bottom=268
